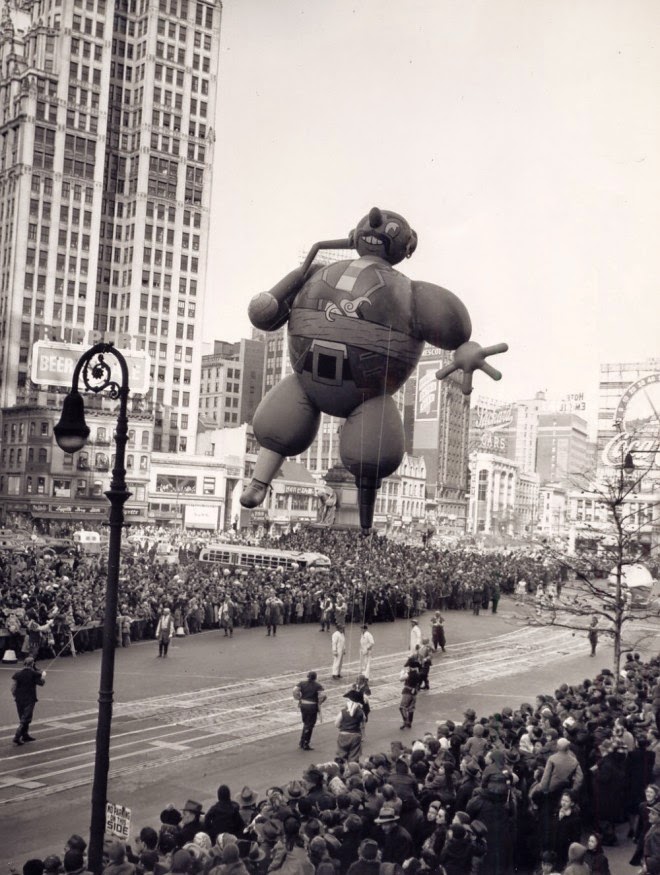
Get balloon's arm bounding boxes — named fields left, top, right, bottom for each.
left=435, top=340, right=509, bottom=396
left=248, top=238, right=353, bottom=332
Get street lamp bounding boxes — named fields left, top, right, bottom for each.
left=54, top=343, right=131, bottom=875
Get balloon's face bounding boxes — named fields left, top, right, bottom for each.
left=352, top=207, right=417, bottom=265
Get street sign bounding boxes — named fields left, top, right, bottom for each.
left=31, top=341, right=151, bottom=395
left=105, top=801, right=131, bottom=839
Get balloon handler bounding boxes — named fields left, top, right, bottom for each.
left=241, top=207, right=507, bottom=532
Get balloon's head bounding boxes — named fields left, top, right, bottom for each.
left=350, top=207, right=417, bottom=265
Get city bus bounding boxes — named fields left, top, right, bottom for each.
left=198, top=543, right=331, bottom=572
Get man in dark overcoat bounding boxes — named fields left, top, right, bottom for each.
left=11, top=655, right=46, bottom=745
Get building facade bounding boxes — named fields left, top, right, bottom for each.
left=0, top=398, right=152, bottom=528
left=536, top=412, right=590, bottom=487
left=412, top=346, right=470, bottom=532
left=597, top=359, right=660, bottom=492
left=199, top=338, right=265, bottom=428
left=0, top=0, right=222, bottom=456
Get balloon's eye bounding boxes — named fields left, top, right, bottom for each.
left=385, top=222, right=400, bottom=237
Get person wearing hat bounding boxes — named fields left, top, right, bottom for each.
left=335, top=690, right=366, bottom=762
left=643, top=800, right=660, bottom=875
left=430, top=611, right=446, bottom=653
left=331, top=622, right=346, bottom=679
left=417, top=637, right=433, bottom=691
left=155, top=607, right=175, bottom=657
left=350, top=675, right=372, bottom=722
left=11, top=654, right=46, bottom=745
left=346, top=839, right=381, bottom=875
left=237, top=787, right=259, bottom=828
left=293, top=670, right=326, bottom=751
left=399, top=659, right=420, bottom=730
left=373, top=806, right=412, bottom=865
left=359, top=625, right=375, bottom=679
left=179, top=800, right=204, bottom=845
left=409, top=619, right=422, bottom=655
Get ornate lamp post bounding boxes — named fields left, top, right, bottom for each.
left=54, top=343, right=131, bottom=875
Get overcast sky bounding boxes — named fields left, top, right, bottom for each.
left=205, top=0, right=660, bottom=425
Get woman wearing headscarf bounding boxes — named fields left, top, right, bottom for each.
left=630, top=783, right=660, bottom=867
left=583, top=833, right=611, bottom=875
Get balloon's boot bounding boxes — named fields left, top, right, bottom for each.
left=240, top=479, right=269, bottom=508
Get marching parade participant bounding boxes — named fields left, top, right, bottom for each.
left=359, top=623, right=375, bottom=679
left=292, top=670, right=326, bottom=751
left=331, top=623, right=346, bottom=679
left=431, top=610, right=446, bottom=653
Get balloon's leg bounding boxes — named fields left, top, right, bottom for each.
left=357, top=478, right=379, bottom=534
left=240, top=449, right=285, bottom=508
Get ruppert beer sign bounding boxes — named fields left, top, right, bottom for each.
left=31, top=340, right=151, bottom=394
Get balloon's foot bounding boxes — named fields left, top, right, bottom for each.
left=240, top=479, right=269, bottom=508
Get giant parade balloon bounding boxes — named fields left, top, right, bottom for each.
left=240, top=207, right=508, bottom=532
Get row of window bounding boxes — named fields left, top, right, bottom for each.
left=71, top=15, right=105, bottom=38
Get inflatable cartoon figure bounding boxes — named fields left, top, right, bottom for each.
left=241, top=207, right=507, bottom=532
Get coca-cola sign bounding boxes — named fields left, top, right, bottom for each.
left=601, top=432, right=660, bottom=468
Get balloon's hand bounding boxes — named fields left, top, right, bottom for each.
left=248, top=291, right=281, bottom=329
left=435, top=341, right=508, bottom=396
left=248, top=266, right=307, bottom=330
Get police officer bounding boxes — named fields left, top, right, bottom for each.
left=11, top=656, right=46, bottom=745
left=293, top=670, right=326, bottom=751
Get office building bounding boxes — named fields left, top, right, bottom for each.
left=412, top=346, right=471, bottom=532
left=199, top=338, right=265, bottom=428
left=0, top=0, right=222, bottom=457
left=536, top=412, right=590, bottom=487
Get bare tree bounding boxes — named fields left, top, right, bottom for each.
left=529, top=448, right=659, bottom=678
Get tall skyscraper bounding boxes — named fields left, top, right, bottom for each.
left=0, top=0, right=221, bottom=455
left=412, top=346, right=471, bottom=530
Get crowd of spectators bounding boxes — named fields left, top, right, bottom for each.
left=1, top=527, right=564, bottom=661
left=15, top=650, right=660, bottom=875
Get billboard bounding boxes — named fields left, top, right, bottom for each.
left=31, top=341, right=151, bottom=394
left=184, top=504, right=220, bottom=529
left=415, top=360, right=441, bottom=420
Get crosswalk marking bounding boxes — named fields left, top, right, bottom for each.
left=1, top=627, right=581, bottom=805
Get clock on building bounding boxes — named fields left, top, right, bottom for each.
left=603, top=373, right=660, bottom=469
left=614, top=373, right=660, bottom=434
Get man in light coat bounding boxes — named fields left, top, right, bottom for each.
left=539, top=736, right=583, bottom=811
left=409, top=618, right=422, bottom=655
left=331, top=623, right=346, bottom=679
left=359, top=624, right=375, bottom=679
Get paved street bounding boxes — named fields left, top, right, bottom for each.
left=0, top=599, right=655, bottom=869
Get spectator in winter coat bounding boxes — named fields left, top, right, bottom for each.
left=549, top=791, right=582, bottom=870
left=462, top=724, right=489, bottom=763
left=538, top=738, right=583, bottom=806
left=204, top=785, right=245, bottom=844
left=583, top=833, right=611, bottom=875
left=562, top=842, right=589, bottom=875
left=438, top=823, right=473, bottom=875
left=346, top=840, right=381, bottom=875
